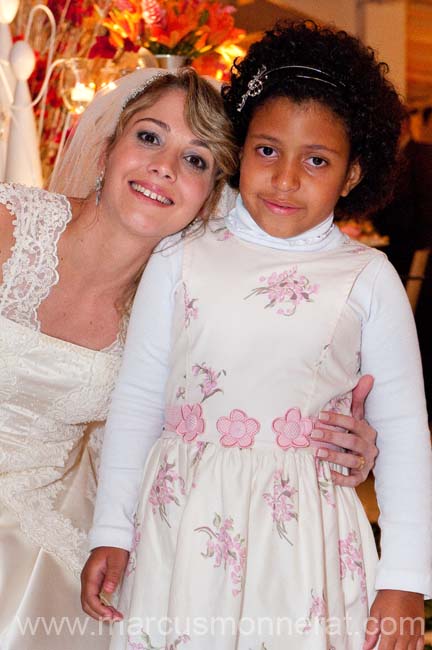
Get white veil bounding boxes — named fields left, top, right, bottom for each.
left=48, top=68, right=167, bottom=198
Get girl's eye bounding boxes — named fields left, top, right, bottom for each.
left=185, top=154, right=208, bottom=171
left=308, top=156, right=327, bottom=168
left=137, top=130, right=160, bottom=145
left=257, top=145, right=277, bottom=158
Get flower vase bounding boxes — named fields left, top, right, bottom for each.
left=155, top=54, right=188, bottom=71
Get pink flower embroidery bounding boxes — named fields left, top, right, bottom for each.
left=183, top=283, right=198, bottom=328
left=302, top=589, right=328, bottom=633
left=192, top=362, right=226, bottom=402
left=195, top=513, right=246, bottom=596
left=125, top=516, right=141, bottom=576
left=272, top=408, right=314, bottom=449
left=175, top=386, right=186, bottom=400
left=315, top=457, right=336, bottom=508
left=176, top=404, right=205, bottom=442
left=245, top=267, right=318, bottom=316
left=263, top=470, right=298, bottom=544
left=217, top=409, right=260, bottom=448
left=339, top=531, right=367, bottom=603
left=148, top=455, right=186, bottom=527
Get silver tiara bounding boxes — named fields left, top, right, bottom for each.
left=236, top=65, right=346, bottom=112
left=120, top=72, right=167, bottom=110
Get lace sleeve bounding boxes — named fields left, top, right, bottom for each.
left=0, top=183, right=72, bottom=330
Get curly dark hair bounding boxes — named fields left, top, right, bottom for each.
left=222, top=20, right=406, bottom=217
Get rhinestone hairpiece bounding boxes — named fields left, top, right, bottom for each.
left=120, top=72, right=167, bottom=111
left=236, top=65, right=346, bottom=112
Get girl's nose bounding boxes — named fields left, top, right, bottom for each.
left=147, top=152, right=177, bottom=181
left=272, top=161, right=300, bottom=191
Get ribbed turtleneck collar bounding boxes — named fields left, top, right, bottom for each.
left=225, top=195, right=343, bottom=252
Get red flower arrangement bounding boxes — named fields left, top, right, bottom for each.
left=92, top=0, right=245, bottom=60
left=11, top=0, right=244, bottom=179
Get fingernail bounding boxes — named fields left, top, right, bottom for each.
left=317, top=448, right=328, bottom=458
left=319, top=411, right=329, bottom=421
left=311, top=429, right=324, bottom=439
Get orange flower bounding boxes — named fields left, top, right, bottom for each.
left=103, top=6, right=143, bottom=47
left=91, top=0, right=244, bottom=59
left=143, top=0, right=245, bottom=58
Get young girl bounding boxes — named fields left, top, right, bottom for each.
left=83, top=22, right=432, bottom=650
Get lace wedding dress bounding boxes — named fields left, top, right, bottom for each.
left=0, top=184, right=122, bottom=649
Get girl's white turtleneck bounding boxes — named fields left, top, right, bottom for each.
left=90, top=195, right=432, bottom=599
left=226, top=197, right=336, bottom=251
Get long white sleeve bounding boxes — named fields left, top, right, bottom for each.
left=88, top=241, right=183, bottom=551
left=352, top=255, right=432, bottom=596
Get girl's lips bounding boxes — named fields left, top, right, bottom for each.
left=261, top=196, right=302, bottom=213
left=129, top=181, right=174, bottom=206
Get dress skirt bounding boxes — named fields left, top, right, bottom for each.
left=110, top=435, right=377, bottom=650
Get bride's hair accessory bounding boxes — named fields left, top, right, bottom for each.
left=236, top=64, right=346, bottom=112
left=121, top=73, right=165, bottom=111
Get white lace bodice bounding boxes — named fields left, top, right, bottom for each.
left=0, top=183, right=123, bottom=575
left=0, top=183, right=72, bottom=330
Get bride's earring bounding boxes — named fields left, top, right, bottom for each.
left=95, top=170, right=105, bottom=206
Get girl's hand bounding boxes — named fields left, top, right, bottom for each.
left=311, top=375, right=378, bottom=487
left=364, top=589, right=425, bottom=649
left=81, top=546, right=129, bottom=621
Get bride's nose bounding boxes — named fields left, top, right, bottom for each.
left=147, top=150, right=177, bottom=181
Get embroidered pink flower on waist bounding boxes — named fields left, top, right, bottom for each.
left=217, top=409, right=260, bottom=448
left=176, top=403, right=205, bottom=443
left=273, top=408, right=314, bottom=449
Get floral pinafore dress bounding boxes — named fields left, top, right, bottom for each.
left=112, top=224, right=381, bottom=650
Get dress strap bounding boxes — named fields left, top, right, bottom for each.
left=0, top=183, right=72, bottom=330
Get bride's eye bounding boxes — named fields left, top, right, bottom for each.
left=184, top=154, right=208, bottom=171
left=137, top=131, right=160, bottom=145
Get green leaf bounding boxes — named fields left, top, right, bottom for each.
left=198, top=9, right=209, bottom=26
